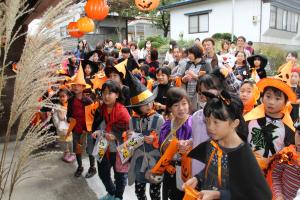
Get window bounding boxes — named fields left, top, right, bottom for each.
left=270, top=6, right=276, bottom=28
left=189, top=16, right=198, bottom=33
left=188, top=13, right=209, bottom=33
left=276, top=8, right=283, bottom=29
left=270, top=5, right=299, bottom=33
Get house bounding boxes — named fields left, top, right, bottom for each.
left=160, top=0, right=300, bottom=46
left=128, top=19, right=165, bottom=43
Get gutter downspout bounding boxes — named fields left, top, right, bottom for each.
left=259, top=0, right=262, bottom=43
left=231, top=0, right=235, bottom=41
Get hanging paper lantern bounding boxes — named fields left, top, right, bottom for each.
left=77, top=17, right=95, bottom=33
left=135, top=0, right=160, bottom=11
left=67, top=22, right=84, bottom=38
left=85, top=0, right=109, bottom=21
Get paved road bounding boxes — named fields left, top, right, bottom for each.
left=4, top=148, right=150, bottom=200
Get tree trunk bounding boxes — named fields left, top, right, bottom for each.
left=164, top=29, right=169, bottom=37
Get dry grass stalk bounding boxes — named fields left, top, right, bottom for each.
left=0, top=0, right=74, bottom=199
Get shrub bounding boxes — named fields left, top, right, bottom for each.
left=138, top=35, right=169, bottom=50
left=177, top=39, right=195, bottom=49
left=151, top=41, right=161, bottom=49
left=212, top=33, right=237, bottom=42
left=138, top=40, right=146, bottom=49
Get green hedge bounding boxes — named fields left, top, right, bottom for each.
left=212, top=33, right=237, bottom=42
left=138, top=35, right=169, bottom=50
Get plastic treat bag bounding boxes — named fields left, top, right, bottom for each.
left=117, top=132, right=144, bottom=164
left=92, top=130, right=108, bottom=163
left=183, top=186, right=200, bottom=200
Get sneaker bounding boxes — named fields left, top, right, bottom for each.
left=85, top=166, right=97, bottom=178
left=62, top=152, right=70, bottom=162
left=74, top=166, right=84, bottom=177
left=66, top=154, right=76, bottom=163
left=99, top=193, right=114, bottom=200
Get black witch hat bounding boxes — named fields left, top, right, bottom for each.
left=114, top=59, right=156, bottom=107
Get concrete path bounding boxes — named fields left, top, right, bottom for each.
left=3, top=143, right=151, bottom=200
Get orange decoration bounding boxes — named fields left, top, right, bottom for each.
left=77, top=17, right=95, bottom=33
left=67, top=22, right=84, bottom=38
left=135, top=0, right=160, bottom=11
left=85, top=0, right=109, bottom=21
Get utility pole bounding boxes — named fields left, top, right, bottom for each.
left=231, top=0, right=235, bottom=41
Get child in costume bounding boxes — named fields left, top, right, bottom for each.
left=244, top=62, right=296, bottom=170
left=184, top=91, right=272, bottom=200
left=239, top=79, right=260, bottom=115
left=247, top=54, right=268, bottom=81
left=92, top=80, right=130, bottom=200
left=233, top=51, right=250, bottom=81
left=290, top=67, right=300, bottom=100
left=289, top=68, right=300, bottom=121
left=268, top=119, right=300, bottom=200
left=126, top=72, right=165, bottom=200
left=140, top=65, right=154, bottom=92
left=154, top=88, right=193, bottom=200
left=52, top=88, right=75, bottom=163
left=66, top=64, right=97, bottom=178
left=104, top=60, right=131, bottom=111
left=153, top=67, right=173, bottom=115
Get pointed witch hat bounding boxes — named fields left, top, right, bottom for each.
left=256, top=61, right=296, bottom=102
left=91, top=72, right=108, bottom=90
left=117, top=61, right=155, bottom=107
left=69, top=62, right=91, bottom=88
left=104, top=59, right=127, bottom=79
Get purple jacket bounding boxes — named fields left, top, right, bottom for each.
left=159, top=116, right=192, bottom=145
left=191, top=110, right=210, bottom=176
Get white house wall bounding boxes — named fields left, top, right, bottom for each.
left=170, top=0, right=263, bottom=41
left=169, top=0, right=300, bottom=46
left=170, top=0, right=232, bottom=40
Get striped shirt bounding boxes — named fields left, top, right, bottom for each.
left=272, top=161, right=300, bottom=200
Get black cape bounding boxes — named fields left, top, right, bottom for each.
left=188, top=141, right=272, bottom=200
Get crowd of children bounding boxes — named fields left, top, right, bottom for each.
left=37, top=36, right=300, bottom=200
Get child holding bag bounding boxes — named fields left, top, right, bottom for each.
left=184, top=91, right=271, bottom=200
left=52, top=88, right=75, bottom=163
left=155, top=88, right=193, bottom=200
left=125, top=72, right=165, bottom=200
left=92, top=80, right=130, bottom=200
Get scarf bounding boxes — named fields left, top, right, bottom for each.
left=102, top=102, right=129, bottom=133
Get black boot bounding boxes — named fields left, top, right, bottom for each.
left=85, top=167, right=96, bottom=178
left=74, top=166, right=84, bottom=177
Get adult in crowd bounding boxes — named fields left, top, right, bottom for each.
left=217, top=40, right=230, bottom=55
left=236, top=36, right=251, bottom=57
left=202, top=37, right=219, bottom=73
left=165, top=40, right=177, bottom=64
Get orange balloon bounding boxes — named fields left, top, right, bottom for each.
left=85, top=0, right=109, bottom=21
left=77, top=17, right=95, bottom=33
left=135, top=0, right=160, bottom=11
left=67, top=22, right=84, bottom=38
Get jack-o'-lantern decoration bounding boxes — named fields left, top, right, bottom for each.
left=67, top=22, right=84, bottom=38
left=135, top=0, right=160, bottom=11
left=77, top=17, right=95, bottom=33
left=85, top=0, right=109, bottom=21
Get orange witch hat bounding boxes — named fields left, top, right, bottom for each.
left=70, top=62, right=88, bottom=87
left=256, top=61, right=296, bottom=102
left=91, top=72, right=108, bottom=90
